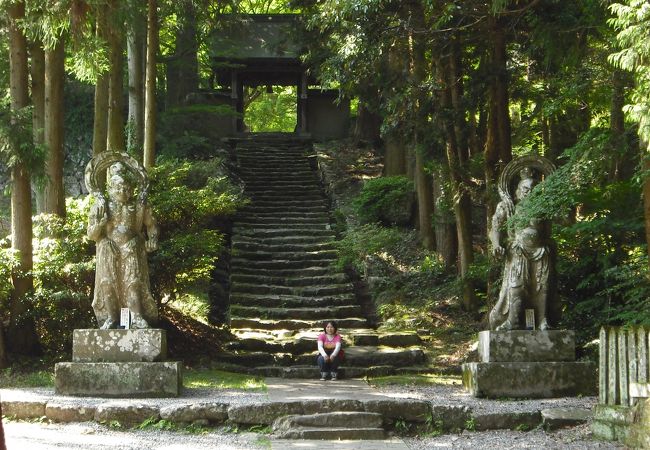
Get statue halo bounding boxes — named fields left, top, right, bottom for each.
left=84, top=152, right=149, bottom=203
left=498, top=154, right=556, bottom=205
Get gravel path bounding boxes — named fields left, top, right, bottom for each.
left=4, top=421, right=267, bottom=450
left=375, top=382, right=596, bottom=414
left=404, top=424, right=624, bottom=449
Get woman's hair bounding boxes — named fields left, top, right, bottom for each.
left=323, top=321, right=338, bottom=334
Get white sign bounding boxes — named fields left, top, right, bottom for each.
left=525, top=309, right=535, bottom=330
left=120, top=308, right=131, bottom=329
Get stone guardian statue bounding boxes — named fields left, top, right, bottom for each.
left=85, top=152, right=159, bottom=329
left=489, top=155, right=556, bottom=331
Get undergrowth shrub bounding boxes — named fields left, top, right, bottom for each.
left=0, top=158, right=245, bottom=357
left=335, top=223, right=403, bottom=272
left=353, top=176, right=415, bottom=225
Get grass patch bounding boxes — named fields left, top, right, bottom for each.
left=183, top=368, right=266, bottom=391
left=0, top=368, right=54, bottom=388
left=366, top=373, right=461, bottom=387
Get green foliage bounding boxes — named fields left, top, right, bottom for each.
left=244, top=86, right=297, bottom=132
left=0, top=102, right=46, bottom=174
left=609, top=0, right=650, bottom=144
left=335, top=223, right=403, bottom=272
left=183, top=368, right=266, bottom=391
left=148, top=158, right=246, bottom=302
left=353, top=176, right=414, bottom=225
left=0, top=368, right=54, bottom=388
left=31, top=197, right=96, bottom=355
left=158, top=106, right=238, bottom=160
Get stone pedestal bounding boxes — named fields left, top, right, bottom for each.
left=55, top=329, right=182, bottom=397
left=462, top=330, right=596, bottom=398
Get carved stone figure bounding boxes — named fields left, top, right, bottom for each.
left=489, top=155, right=556, bottom=331
left=85, top=153, right=159, bottom=329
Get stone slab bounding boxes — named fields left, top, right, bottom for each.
left=630, top=382, right=650, bottom=399
left=541, top=407, right=592, bottom=430
left=54, top=361, right=182, bottom=397
left=462, top=361, right=596, bottom=398
left=271, top=438, right=409, bottom=450
left=72, top=329, right=167, bottom=363
left=478, top=330, right=575, bottom=363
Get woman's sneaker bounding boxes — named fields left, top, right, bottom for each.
left=331, top=372, right=338, bottom=381
left=320, top=372, right=328, bottom=381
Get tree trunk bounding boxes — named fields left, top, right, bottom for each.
left=439, top=43, right=477, bottom=312
left=644, top=148, right=650, bottom=271
left=7, top=1, right=40, bottom=355
left=93, top=5, right=109, bottom=157
left=30, top=41, right=46, bottom=213
left=484, top=17, right=512, bottom=223
left=354, top=103, right=382, bottom=144
left=384, top=135, right=407, bottom=176
left=165, top=0, right=198, bottom=108
left=107, top=0, right=125, bottom=152
left=43, top=38, right=66, bottom=217
left=0, top=400, right=5, bottom=450
left=127, top=3, right=145, bottom=154
left=610, top=69, right=634, bottom=181
left=407, top=0, right=434, bottom=249
left=432, top=166, right=457, bottom=268
left=143, top=0, right=158, bottom=168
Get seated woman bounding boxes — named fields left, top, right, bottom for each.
left=317, top=321, right=343, bottom=381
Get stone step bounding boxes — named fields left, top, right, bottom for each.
left=230, top=260, right=336, bottom=271
left=246, top=199, right=328, bottom=208
left=235, top=223, right=331, bottom=233
left=251, top=365, right=397, bottom=377
left=230, top=317, right=368, bottom=330
left=231, top=273, right=347, bottom=287
left=232, top=241, right=336, bottom=253
left=276, top=427, right=386, bottom=440
left=245, top=188, right=323, bottom=197
left=232, top=249, right=338, bottom=262
left=234, top=228, right=335, bottom=239
left=249, top=192, right=325, bottom=201
left=239, top=170, right=316, bottom=179
left=274, top=412, right=383, bottom=430
left=230, top=304, right=361, bottom=320
left=233, top=265, right=335, bottom=277
left=292, top=346, right=427, bottom=367
left=243, top=179, right=322, bottom=187
left=236, top=216, right=330, bottom=225
left=229, top=293, right=356, bottom=308
left=238, top=209, right=329, bottom=217
left=233, top=236, right=337, bottom=247
left=230, top=282, right=352, bottom=297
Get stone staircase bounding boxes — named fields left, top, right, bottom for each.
left=273, top=411, right=385, bottom=440
left=226, top=134, right=425, bottom=377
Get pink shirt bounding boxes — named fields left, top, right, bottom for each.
left=318, top=333, right=342, bottom=355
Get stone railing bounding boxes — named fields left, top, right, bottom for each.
left=599, top=326, right=650, bottom=406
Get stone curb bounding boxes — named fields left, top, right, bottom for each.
left=0, top=398, right=591, bottom=434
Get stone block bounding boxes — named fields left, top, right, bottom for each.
left=72, top=329, right=167, bottom=363
left=94, top=402, right=160, bottom=427
left=429, top=405, right=471, bottom=431
left=227, top=401, right=304, bottom=425
left=630, top=382, right=650, bottom=399
left=462, top=361, right=596, bottom=398
left=593, top=404, right=636, bottom=425
left=541, top=407, right=592, bottom=430
left=473, top=411, right=541, bottom=431
left=2, top=401, right=46, bottom=419
left=378, top=333, right=421, bottom=347
left=300, top=399, right=364, bottom=415
left=478, top=330, right=575, bottom=363
left=159, top=402, right=228, bottom=424
left=363, top=399, right=430, bottom=422
left=54, top=361, right=182, bottom=397
left=45, top=402, right=96, bottom=422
